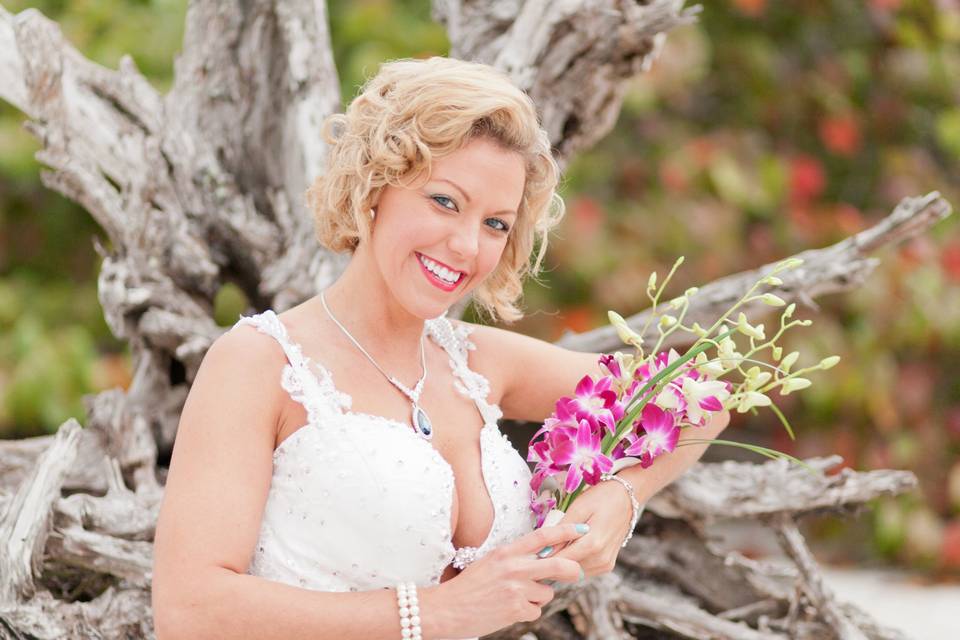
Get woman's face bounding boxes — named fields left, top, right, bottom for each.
left=368, top=136, right=526, bottom=319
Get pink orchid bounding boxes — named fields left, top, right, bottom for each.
left=598, top=353, right=622, bottom=379
left=529, top=487, right=557, bottom=528
left=527, top=422, right=579, bottom=470
left=610, top=431, right=640, bottom=460
left=625, top=403, right=681, bottom=468
left=550, top=418, right=614, bottom=492
left=530, top=396, right=580, bottom=441
left=566, top=375, right=625, bottom=435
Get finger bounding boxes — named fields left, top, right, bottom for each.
left=525, top=556, right=583, bottom=584
left=536, top=539, right=571, bottom=559
left=526, top=581, right=555, bottom=607
left=513, top=523, right=589, bottom=556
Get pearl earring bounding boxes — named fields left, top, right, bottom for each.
left=369, top=208, right=376, bottom=220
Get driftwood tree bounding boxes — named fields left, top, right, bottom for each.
left=0, top=1, right=950, bottom=638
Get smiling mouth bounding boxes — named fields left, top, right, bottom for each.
left=416, top=252, right=466, bottom=290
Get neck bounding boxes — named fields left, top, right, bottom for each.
left=318, top=244, right=429, bottom=369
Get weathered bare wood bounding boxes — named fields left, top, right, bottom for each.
left=649, top=455, right=919, bottom=523
left=772, top=514, right=868, bottom=640
left=0, top=420, right=82, bottom=605
left=432, top=0, right=699, bottom=167
left=619, top=577, right=790, bottom=640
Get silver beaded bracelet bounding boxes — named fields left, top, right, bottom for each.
left=599, top=472, right=645, bottom=548
left=395, top=581, right=422, bottom=640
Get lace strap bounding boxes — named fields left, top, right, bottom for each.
left=235, top=311, right=307, bottom=369
left=233, top=311, right=345, bottom=424
left=426, top=315, right=503, bottom=425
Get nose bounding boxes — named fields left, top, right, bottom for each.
left=447, top=221, right=480, bottom=262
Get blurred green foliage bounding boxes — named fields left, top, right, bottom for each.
left=1, top=0, right=958, bottom=575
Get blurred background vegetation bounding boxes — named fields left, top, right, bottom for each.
left=2, top=0, right=958, bottom=579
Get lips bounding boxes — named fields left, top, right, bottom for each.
left=416, top=252, right=465, bottom=292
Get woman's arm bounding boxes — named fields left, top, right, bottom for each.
left=463, top=321, right=731, bottom=501
left=462, top=322, right=605, bottom=424
left=154, top=566, right=453, bottom=640
left=154, top=566, right=452, bottom=640
left=616, top=408, right=731, bottom=503
left=151, top=326, right=456, bottom=639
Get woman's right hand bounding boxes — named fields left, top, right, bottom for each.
left=422, top=523, right=588, bottom=638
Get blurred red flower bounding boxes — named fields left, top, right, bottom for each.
left=819, top=114, right=863, bottom=157
left=732, top=0, right=766, bottom=17
left=789, top=154, right=826, bottom=205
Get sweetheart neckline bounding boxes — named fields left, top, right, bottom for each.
left=264, top=309, right=504, bottom=558
left=271, top=407, right=502, bottom=558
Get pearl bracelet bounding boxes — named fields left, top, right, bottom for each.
left=395, top=581, right=422, bottom=640
left=599, top=472, right=645, bottom=548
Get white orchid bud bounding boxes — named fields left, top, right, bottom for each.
left=779, top=377, right=812, bottom=395
left=760, top=293, right=786, bottom=307
left=783, top=302, right=796, bottom=319
left=693, top=351, right=723, bottom=378
left=691, top=322, right=709, bottom=337
left=780, top=351, right=799, bottom=373
left=778, top=257, right=804, bottom=270
left=736, top=312, right=765, bottom=340
left=819, top=355, right=840, bottom=369
left=772, top=346, right=783, bottom=360
left=685, top=287, right=699, bottom=297
left=609, top=311, right=644, bottom=348
left=736, top=391, right=772, bottom=413
left=762, top=276, right=783, bottom=286
left=647, top=272, right=657, bottom=290
left=718, top=336, right=742, bottom=368
left=660, top=315, right=677, bottom=327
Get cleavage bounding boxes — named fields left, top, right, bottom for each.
left=276, top=356, right=497, bottom=550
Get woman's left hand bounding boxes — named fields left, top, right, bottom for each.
left=545, top=480, right=635, bottom=578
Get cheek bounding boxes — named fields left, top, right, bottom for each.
left=477, top=240, right=509, bottom=278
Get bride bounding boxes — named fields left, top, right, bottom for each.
left=150, top=56, right=729, bottom=640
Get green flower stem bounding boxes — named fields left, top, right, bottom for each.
left=737, top=318, right=805, bottom=369
left=757, top=363, right=828, bottom=395
left=639, top=258, right=685, bottom=351
left=767, top=401, right=796, bottom=441
left=676, top=438, right=818, bottom=475
left=693, top=261, right=801, bottom=353
left=652, top=298, right=693, bottom=356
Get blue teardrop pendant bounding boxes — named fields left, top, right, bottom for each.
left=412, top=403, right=433, bottom=440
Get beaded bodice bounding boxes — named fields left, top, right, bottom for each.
left=234, top=308, right=535, bottom=598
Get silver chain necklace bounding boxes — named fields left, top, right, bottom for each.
left=320, top=290, right=434, bottom=441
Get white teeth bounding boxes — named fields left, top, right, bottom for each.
left=418, top=254, right=461, bottom=284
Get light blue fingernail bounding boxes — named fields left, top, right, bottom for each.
left=578, top=566, right=585, bottom=582
left=576, top=523, right=590, bottom=534
left=536, top=545, right=554, bottom=558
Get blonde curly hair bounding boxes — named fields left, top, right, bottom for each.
left=306, top=56, right=565, bottom=324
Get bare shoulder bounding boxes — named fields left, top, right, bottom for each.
left=204, top=322, right=289, bottom=397
left=449, top=319, right=605, bottom=423
left=152, top=321, right=290, bottom=620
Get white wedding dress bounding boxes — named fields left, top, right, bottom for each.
left=233, top=309, right=535, bottom=639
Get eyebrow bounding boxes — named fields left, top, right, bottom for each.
left=434, top=178, right=518, bottom=217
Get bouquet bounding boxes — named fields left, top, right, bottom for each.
left=528, top=257, right=840, bottom=528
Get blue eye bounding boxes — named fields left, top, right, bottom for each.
left=431, top=195, right=458, bottom=211
left=487, top=218, right=510, bottom=233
